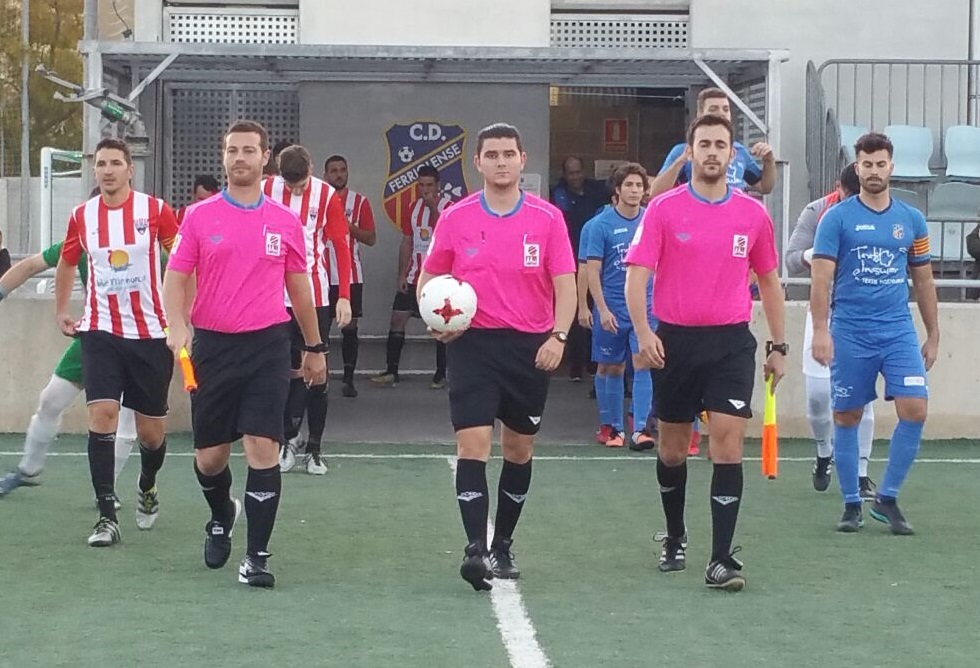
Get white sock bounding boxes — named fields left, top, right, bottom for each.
left=805, top=374, right=834, bottom=459
left=858, top=402, right=875, bottom=477
left=114, top=407, right=138, bottom=482
left=19, top=376, right=81, bottom=476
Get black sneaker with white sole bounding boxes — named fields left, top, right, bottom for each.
left=204, top=498, right=242, bottom=569
left=489, top=537, right=520, bottom=580
left=460, top=541, right=493, bottom=591
left=837, top=502, right=864, bottom=532
left=658, top=533, right=687, bottom=573
left=704, top=547, right=745, bottom=592
left=869, top=497, right=914, bottom=535
left=238, top=552, right=275, bottom=588
left=812, top=456, right=833, bottom=492
left=859, top=476, right=877, bottom=501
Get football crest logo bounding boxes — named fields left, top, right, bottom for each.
left=382, top=121, right=468, bottom=230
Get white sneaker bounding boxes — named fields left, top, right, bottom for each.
left=306, top=454, right=328, bottom=475
left=279, top=442, right=297, bottom=473
left=135, top=486, right=160, bottom=530
left=87, top=517, right=121, bottom=547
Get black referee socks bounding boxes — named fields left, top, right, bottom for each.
left=195, top=462, right=233, bottom=526
left=305, top=384, right=329, bottom=454
left=245, top=464, right=281, bottom=557
left=494, top=458, right=532, bottom=543
left=710, top=463, right=744, bottom=562
left=657, top=457, right=687, bottom=539
left=456, top=459, right=489, bottom=546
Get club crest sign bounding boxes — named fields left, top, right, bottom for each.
left=382, top=121, right=468, bottom=229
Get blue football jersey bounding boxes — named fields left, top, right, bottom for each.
left=813, top=195, right=930, bottom=333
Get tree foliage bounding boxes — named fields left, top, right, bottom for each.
left=0, top=0, right=84, bottom=175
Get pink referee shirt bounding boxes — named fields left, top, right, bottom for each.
left=167, top=191, right=307, bottom=333
left=423, top=191, right=576, bottom=334
left=625, top=184, right=777, bottom=326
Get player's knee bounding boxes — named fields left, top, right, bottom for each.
left=598, top=363, right=626, bottom=377
left=895, top=399, right=927, bottom=424
left=501, top=432, right=533, bottom=464
left=833, top=409, right=864, bottom=428
left=136, top=419, right=165, bottom=448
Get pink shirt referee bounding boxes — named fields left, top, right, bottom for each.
left=624, top=114, right=786, bottom=593
left=163, top=120, right=326, bottom=590
left=416, top=123, right=577, bottom=593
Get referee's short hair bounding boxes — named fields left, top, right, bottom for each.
left=95, top=137, right=132, bottom=165
left=853, top=132, right=894, bottom=159
left=278, top=145, right=313, bottom=183
left=476, top=123, right=524, bottom=155
left=609, top=162, right=649, bottom=193
left=686, top=114, right=734, bottom=147
left=224, top=120, right=269, bottom=152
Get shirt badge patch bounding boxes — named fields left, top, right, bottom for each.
left=419, top=228, right=431, bottom=241
left=134, top=218, right=149, bottom=235
left=523, top=242, right=540, bottom=268
left=893, top=224, right=905, bottom=240
left=266, top=232, right=282, bottom=256
left=732, top=234, right=748, bottom=258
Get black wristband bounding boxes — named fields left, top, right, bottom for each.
left=303, top=342, right=327, bottom=354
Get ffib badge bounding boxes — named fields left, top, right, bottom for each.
left=524, top=241, right=540, bottom=268
left=266, top=232, right=282, bottom=256
left=732, top=234, right=748, bottom=258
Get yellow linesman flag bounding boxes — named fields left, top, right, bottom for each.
left=762, top=375, right=778, bottom=479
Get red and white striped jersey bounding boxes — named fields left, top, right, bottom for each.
left=61, top=191, right=178, bottom=340
left=263, top=175, right=351, bottom=307
left=402, top=196, right=449, bottom=284
left=326, top=189, right=375, bottom=285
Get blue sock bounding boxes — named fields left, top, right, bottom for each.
left=879, top=419, right=923, bottom=500
left=693, top=417, right=700, bottom=434
left=834, top=423, right=861, bottom=504
left=595, top=375, right=612, bottom=427
left=631, top=370, right=653, bottom=433
left=608, top=374, right=625, bottom=432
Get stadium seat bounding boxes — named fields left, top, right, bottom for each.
left=883, top=125, right=934, bottom=180
left=944, top=125, right=980, bottom=179
left=891, top=187, right=926, bottom=213
left=839, top=125, right=868, bottom=163
left=927, top=182, right=980, bottom=260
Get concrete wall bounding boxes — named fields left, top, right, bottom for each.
left=298, top=81, right=551, bottom=338
left=2, top=298, right=977, bottom=438
left=689, top=0, right=970, bottom=218
left=299, top=0, right=550, bottom=46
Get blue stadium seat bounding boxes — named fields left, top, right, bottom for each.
left=839, top=125, right=867, bottom=163
left=926, top=182, right=980, bottom=260
left=883, top=125, right=935, bottom=180
left=944, top=125, right=980, bottom=179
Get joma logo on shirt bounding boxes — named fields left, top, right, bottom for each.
left=732, top=234, right=748, bottom=258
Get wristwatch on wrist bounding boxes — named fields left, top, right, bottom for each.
left=766, top=341, right=789, bottom=356
left=303, top=342, right=328, bottom=354
left=551, top=331, right=568, bottom=344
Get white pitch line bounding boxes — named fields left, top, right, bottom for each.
left=4, top=451, right=980, bottom=464
left=447, top=456, right=551, bottom=668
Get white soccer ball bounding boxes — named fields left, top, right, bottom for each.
left=398, top=146, right=415, bottom=163
left=419, top=275, right=478, bottom=333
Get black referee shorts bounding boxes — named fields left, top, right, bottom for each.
left=287, top=306, right=332, bottom=370
left=391, top=283, right=421, bottom=318
left=190, top=323, right=291, bottom=448
left=448, top=328, right=551, bottom=436
left=79, top=331, right=173, bottom=418
left=654, top=322, right=757, bottom=423
left=328, top=283, right=364, bottom=320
